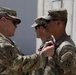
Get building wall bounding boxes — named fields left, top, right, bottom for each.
left=36, top=0, right=76, bottom=51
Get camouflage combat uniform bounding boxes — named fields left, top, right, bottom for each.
left=32, top=9, right=76, bottom=75
left=32, top=37, right=55, bottom=75
left=33, top=35, right=76, bottom=75
left=51, top=35, right=76, bottom=75
left=0, top=33, right=46, bottom=75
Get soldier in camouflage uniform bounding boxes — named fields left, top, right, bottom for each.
left=31, top=16, right=55, bottom=75
left=0, top=7, right=55, bottom=75
left=31, top=8, right=76, bottom=75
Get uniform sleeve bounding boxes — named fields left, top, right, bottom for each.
left=59, top=45, right=76, bottom=73
left=0, top=38, right=46, bottom=74
left=15, top=52, right=46, bottom=74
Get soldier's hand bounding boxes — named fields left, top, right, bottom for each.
left=42, top=41, right=55, bottom=57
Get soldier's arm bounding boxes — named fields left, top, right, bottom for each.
left=0, top=44, right=46, bottom=74
left=16, top=52, right=46, bottom=74
left=59, top=45, right=76, bottom=74
left=15, top=41, right=55, bottom=74
left=0, top=38, right=54, bottom=74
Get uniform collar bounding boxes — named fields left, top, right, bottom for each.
left=55, top=34, right=70, bottom=47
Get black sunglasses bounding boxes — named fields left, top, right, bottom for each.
left=6, top=17, right=17, bottom=27
left=12, top=20, right=17, bottom=27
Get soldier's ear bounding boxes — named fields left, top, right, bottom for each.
left=56, top=20, right=61, bottom=27
left=40, top=26, right=45, bottom=32
left=1, top=17, right=6, bottom=22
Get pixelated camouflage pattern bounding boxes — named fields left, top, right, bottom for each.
left=32, top=35, right=76, bottom=75
left=0, top=7, right=21, bottom=24
left=53, top=35, right=76, bottom=75
left=32, top=37, right=57, bottom=75
left=48, top=8, right=67, bottom=20
left=0, top=33, right=46, bottom=75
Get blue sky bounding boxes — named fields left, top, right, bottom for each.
left=0, top=0, right=37, bottom=55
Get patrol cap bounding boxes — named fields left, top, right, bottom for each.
left=48, top=8, right=67, bottom=20
left=0, top=7, right=21, bottom=24
left=31, top=15, right=52, bottom=27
